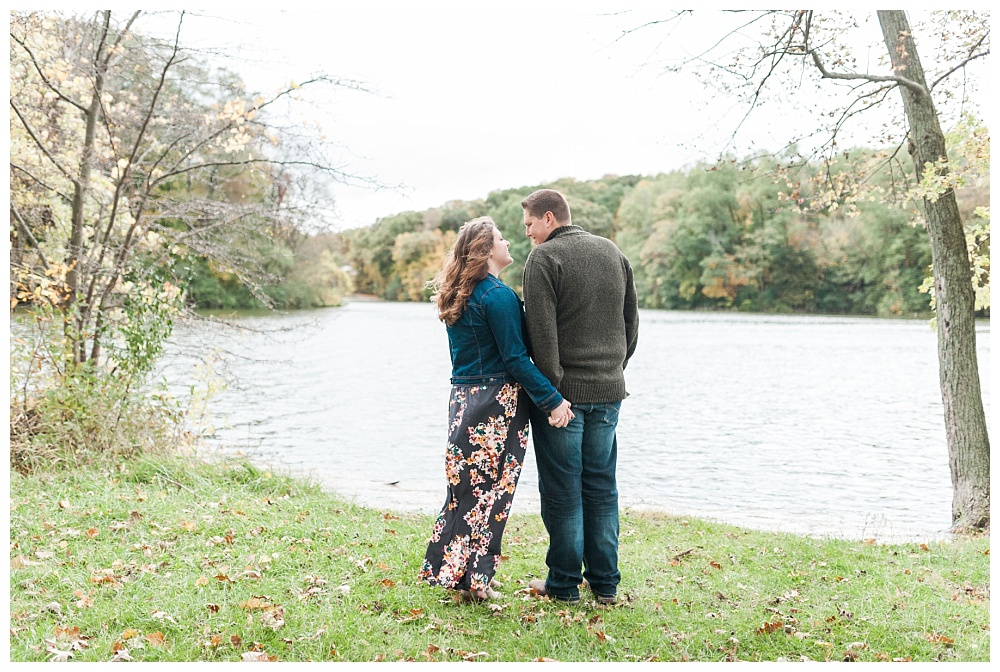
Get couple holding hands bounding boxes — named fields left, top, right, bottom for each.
left=418, top=189, right=639, bottom=606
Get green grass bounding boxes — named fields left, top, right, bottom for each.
left=8, top=455, right=990, bottom=662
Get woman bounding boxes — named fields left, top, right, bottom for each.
left=419, top=217, right=573, bottom=602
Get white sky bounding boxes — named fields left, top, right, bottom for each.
left=140, top=3, right=808, bottom=230
left=13, top=4, right=992, bottom=231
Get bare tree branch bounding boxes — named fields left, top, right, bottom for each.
left=10, top=203, right=51, bottom=271
left=9, top=31, right=88, bottom=112
left=9, top=100, right=81, bottom=185
left=808, top=44, right=928, bottom=99
left=87, top=12, right=188, bottom=338
left=931, top=37, right=990, bottom=91
left=10, top=162, right=73, bottom=202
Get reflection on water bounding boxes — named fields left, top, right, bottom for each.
left=160, top=300, right=991, bottom=542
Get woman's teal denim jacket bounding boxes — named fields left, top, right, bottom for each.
left=447, top=274, right=563, bottom=413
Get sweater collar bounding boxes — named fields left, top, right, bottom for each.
left=545, top=224, right=584, bottom=242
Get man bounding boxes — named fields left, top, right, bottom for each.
left=521, top=188, right=639, bottom=605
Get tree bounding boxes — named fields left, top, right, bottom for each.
left=634, top=10, right=989, bottom=529
left=10, top=10, right=370, bottom=464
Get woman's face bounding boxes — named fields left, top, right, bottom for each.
left=490, top=226, right=513, bottom=271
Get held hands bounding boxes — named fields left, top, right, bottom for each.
left=547, top=399, right=574, bottom=428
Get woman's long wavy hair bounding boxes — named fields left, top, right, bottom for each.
left=429, top=217, right=496, bottom=325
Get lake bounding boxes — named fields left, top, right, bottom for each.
left=159, top=299, right=991, bottom=542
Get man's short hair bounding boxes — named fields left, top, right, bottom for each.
left=521, top=189, right=571, bottom=225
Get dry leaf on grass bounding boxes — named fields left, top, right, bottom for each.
left=755, top=621, right=783, bottom=635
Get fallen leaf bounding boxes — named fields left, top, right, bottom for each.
left=241, top=651, right=278, bottom=662
left=755, top=621, right=783, bottom=635
left=206, top=603, right=221, bottom=613
left=709, top=561, right=722, bottom=570
left=110, top=648, right=133, bottom=662
left=10, top=556, right=34, bottom=569
left=152, top=610, right=177, bottom=624
left=145, top=632, right=167, bottom=648
left=230, top=634, right=243, bottom=647
left=380, top=578, right=395, bottom=588
left=44, top=625, right=88, bottom=653
left=47, top=646, right=74, bottom=662
left=920, top=543, right=930, bottom=551
left=241, top=597, right=275, bottom=611
left=925, top=633, right=955, bottom=645
left=58, top=500, right=71, bottom=509
left=261, top=607, right=285, bottom=631
left=196, top=576, right=210, bottom=587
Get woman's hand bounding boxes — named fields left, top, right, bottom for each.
left=547, top=399, right=574, bottom=428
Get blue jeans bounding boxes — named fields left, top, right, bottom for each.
left=530, top=401, right=621, bottom=600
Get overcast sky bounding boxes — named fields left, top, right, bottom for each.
left=130, top=5, right=986, bottom=230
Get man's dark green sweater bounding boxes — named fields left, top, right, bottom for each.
left=522, top=225, right=639, bottom=403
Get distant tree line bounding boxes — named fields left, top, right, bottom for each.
left=340, top=154, right=989, bottom=318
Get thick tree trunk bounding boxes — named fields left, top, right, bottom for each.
left=878, top=10, right=990, bottom=531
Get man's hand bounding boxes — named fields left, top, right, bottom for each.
left=547, top=399, right=574, bottom=428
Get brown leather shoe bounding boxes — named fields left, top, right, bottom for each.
left=581, top=578, right=617, bottom=605
left=528, top=578, right=580, bottom=604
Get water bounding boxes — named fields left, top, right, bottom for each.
left=159, top=300, right=991, bottom=542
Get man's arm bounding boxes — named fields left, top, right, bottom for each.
left=522, top=254, right=563, bottom=388
left=623, top=257, right=639, bottom=368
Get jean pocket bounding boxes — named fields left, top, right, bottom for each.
left=601, top=403, right=621, bottom=425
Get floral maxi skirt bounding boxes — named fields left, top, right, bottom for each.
left=419, top=381, right=529, bottom=593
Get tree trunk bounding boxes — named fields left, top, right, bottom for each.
left=878, top=10, right=990, bottom=531
left=67, top=11, right=111, bottom=365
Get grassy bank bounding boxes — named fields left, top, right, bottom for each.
left=8, top=455, right=990, bottom=662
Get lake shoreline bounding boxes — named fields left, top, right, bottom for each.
left=162, top=302, right=989, bottom=545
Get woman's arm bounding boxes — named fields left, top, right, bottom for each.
left=483, top=284, right=566, bottom=414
